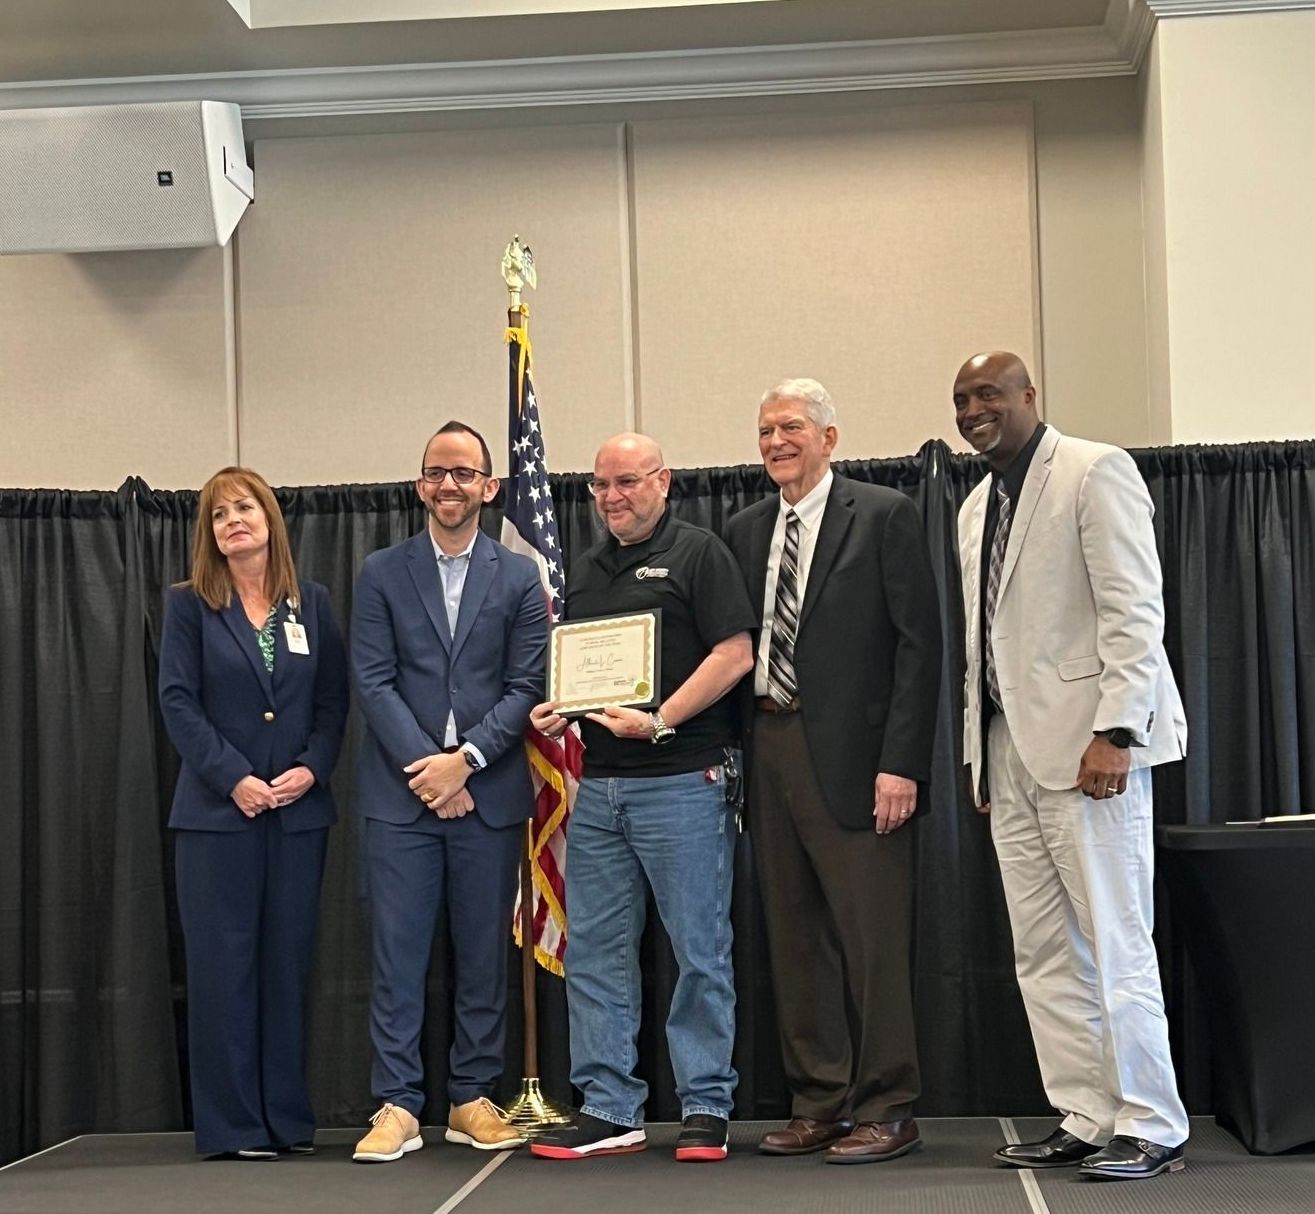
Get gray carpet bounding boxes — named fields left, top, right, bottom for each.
left=0, top=1128, right=487, bottom=1214
left=465, top=1118, right=1025, bottom=1214
left=1019, top=1117, right=1315, bottom=1214
left=3, top=1118, right=1311, bottom=1214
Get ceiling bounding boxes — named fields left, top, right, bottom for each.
left=0, top=2, right=1285, bottom=117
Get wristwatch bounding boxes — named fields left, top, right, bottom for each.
left=1095, top=728, right=1133, bottom=749
left=459, top=745, right=483, bottom=771
left=649, top=711, right=676, bottom=745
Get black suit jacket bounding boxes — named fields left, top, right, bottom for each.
left=726, top=474, right=943, bottom=828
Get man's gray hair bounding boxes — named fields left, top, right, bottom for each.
left=760, top=377, right=837, bottom=429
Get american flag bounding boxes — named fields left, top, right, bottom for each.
left=501, top=320, right=581, bottom=976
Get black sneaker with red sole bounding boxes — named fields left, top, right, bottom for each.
left=530, top=1113, right=647, bottom=1160
left=675, top=1114, right=729, bottom=1162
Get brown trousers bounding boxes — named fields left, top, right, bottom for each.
left=749, top=709, right=919, bottom=1123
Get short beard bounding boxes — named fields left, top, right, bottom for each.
left=428, top=497, right=479, bottom=532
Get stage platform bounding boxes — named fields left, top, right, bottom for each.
left=2, top=1117, right=1311, bottom=1214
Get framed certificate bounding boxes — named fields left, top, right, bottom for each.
left=548, top=610, right=662, bottom=716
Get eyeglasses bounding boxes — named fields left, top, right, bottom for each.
left=587, top=467, right=663, bottom=496
left=419, top=465, right=488, bottom=486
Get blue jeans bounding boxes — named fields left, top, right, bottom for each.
left=565, top=764, right=738, bottom=1127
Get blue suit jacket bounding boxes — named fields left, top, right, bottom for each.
left=351, top=529, right=548, bottom=828
left=160, top=578, right=349, bottom=833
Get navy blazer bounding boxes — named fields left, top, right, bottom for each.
left=160, top=578, right=349, bottom=833
left=351, top=529, right=548, bottom=829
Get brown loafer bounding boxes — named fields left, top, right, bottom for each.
left=759, top=1117, right=854, bottom=1155
left=825, top=1118, right=921, bottom=1164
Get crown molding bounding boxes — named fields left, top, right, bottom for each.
left=1111, top=0, right=1315, bottom=73
left=0, top=28, right=1139, bottom=117
left=2, top=2, right=1312, bottom=118
left=1144, top=0, right=1315, bottom=14
left=1110, top=2, right=1159, bottom=69
left=229, top=0, right=785, bottom=24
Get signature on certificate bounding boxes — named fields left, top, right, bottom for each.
left=576, top=651, right=622, bottom=674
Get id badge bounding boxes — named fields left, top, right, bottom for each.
left=284, top=620, right=310, bottom=655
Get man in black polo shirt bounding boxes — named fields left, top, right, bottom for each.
left=529, top=433, right=755, bottom=1163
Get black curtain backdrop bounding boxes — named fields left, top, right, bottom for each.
left=3, top=439, right=1314, bottom=1165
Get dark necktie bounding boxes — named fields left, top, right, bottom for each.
left=984, top=482, right=1012, bottom=711
left=767, top=510, right=801, bottom=706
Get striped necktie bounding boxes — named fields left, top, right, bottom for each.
left=767, top=510, right=801, bottom=706
left=984, top=481, right=1012, bottom=711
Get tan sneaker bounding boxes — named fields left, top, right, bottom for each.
left=444, top=1098, right=528, bottom=1151
left=353, top=1103, right=423, bottom=1162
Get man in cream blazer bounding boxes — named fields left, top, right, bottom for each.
left=954, top=351, right=1189, bottom=1182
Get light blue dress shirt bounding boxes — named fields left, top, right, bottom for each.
left=430, top=530, right=487, bottom=768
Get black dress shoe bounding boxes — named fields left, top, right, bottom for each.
left=1078, top=1135, right=1185, bottom=1180
left=994, top=1128, right=1101, bottom=1168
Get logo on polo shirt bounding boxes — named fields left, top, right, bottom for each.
left=635, top=566, right=669, bottom=580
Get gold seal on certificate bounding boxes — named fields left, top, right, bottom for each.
left=549, top=611, right=662, bottom=716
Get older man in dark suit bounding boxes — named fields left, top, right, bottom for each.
left=350, top=421, right=548, bottom=1163
left=725, top=378, right=942, bottom=1164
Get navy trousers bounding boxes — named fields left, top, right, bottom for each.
left=175, top=819, right=328, bottom=1153
left=363, top=812, right=521, bottom=1116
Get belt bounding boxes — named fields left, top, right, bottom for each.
left=755, top=695, right=801, bottom=715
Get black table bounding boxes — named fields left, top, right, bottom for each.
left=1157, top=823, right=1315, bottom=1154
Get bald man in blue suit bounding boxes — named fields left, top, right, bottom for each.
left=350, top=421, right=548, bottom=1162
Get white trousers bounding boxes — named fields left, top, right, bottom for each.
left=988, top=714, right=1188, bottom=1147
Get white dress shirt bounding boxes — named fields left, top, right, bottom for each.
left=754, top=469, right=832, bottom=696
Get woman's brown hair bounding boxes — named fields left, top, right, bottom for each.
left=186, top=467, right=300, bottom=611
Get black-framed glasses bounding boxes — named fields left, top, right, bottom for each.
left=587, top=467, right=663, bottom=496
left=419, top=465, right=488, bottom=486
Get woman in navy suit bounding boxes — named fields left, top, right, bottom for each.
left=159, top=467, right=348, bottom=1159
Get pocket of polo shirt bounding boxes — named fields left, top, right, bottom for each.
left=1057, top=655, right=1103, bottom=681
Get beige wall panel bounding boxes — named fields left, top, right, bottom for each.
left=629, top=102, right=1038, bottom=467
left=1031, top=78, right=1149, bottom=446
left=1, top=77, right=1149, bottom=492
left=237, top=125, right=631, bottom=482
left=249, top=76, right=1149, bottom=456
left=1140, top=35, right=1172, bottom=446
left=0, top=247, right=234, bottom=489
left=1157, top=12, right=1315, bottom=444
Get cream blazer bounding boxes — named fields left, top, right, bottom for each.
left=958, top=427, right=1187, bottom=798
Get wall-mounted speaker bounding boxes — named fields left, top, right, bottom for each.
left=0, top=100, right=254, bottom=255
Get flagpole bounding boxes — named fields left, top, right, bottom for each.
left=519, top=818, right=538, bottom=1085
left=510, top=290, right=541, bottom=1096
left=500, top=238, right=572, bottom=1130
